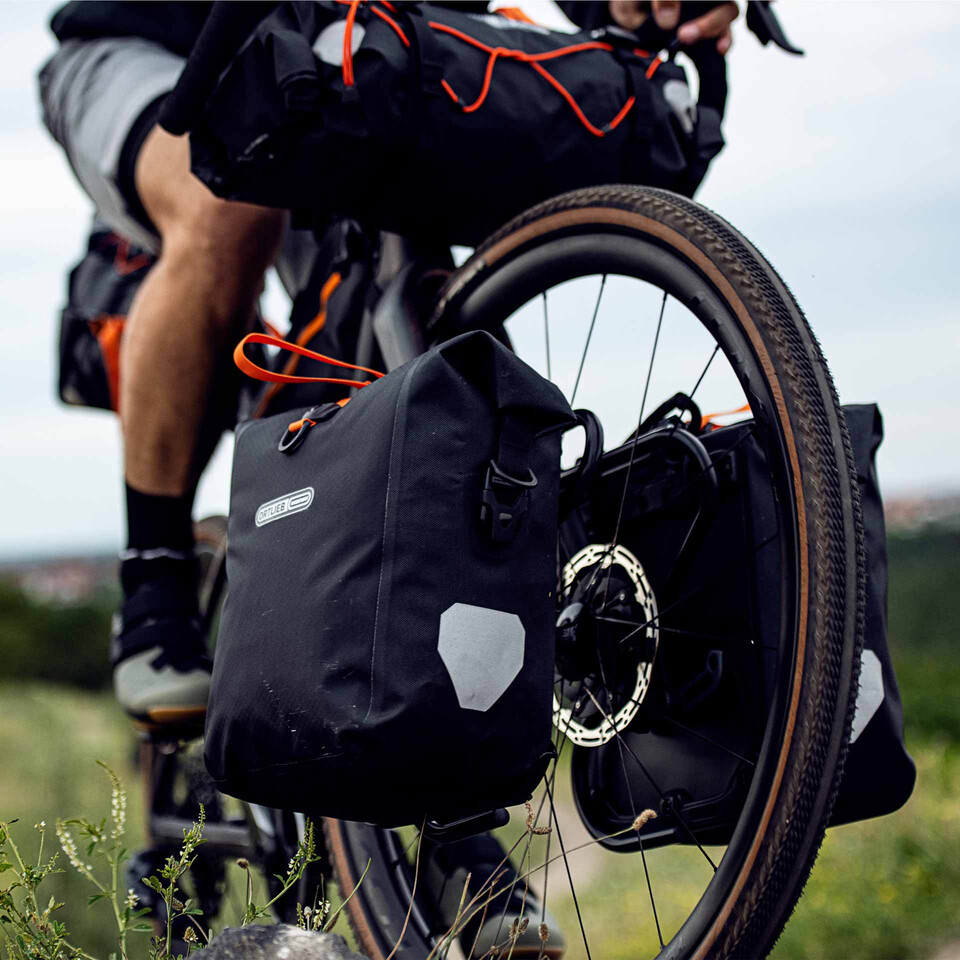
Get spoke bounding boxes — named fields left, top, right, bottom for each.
left=595, top=653, right=665, bottom=949
left=585, top=687, right=718, bottom=872
left=595, top=615, right=750, bottom=650
left=616, top=582, right=715, bottom=647
left=586, top=292, right=669, bottom=608
left=570, top=274, right=606, bottom=407
left=486, top=686, right=571, bottom=954
left=688, top=344, right=720, bottom=403
left=539, top=728, right=568, bottom=940
left=542, top=777, right=593, bottom=960
left=542, top=291, right=552, bottom=382
left=391, top=829, right=422, bottom=868
left=636, top=706, right=757, bottom=766
left=608, top=291, right=668, bottom=549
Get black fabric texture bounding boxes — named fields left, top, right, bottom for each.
left=125, top=484, right=195, bottom=552
left=116, top=93, right=167, bottom=239
left=205, top=330, right=577, bottom=824
left=50, top=2, right=215, bottom=58
left=187, top=1, right=723, bottom=246
left=57, top=224, right=156, bottom=412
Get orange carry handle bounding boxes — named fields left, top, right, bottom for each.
left=234, top=332, right=385, bottom=388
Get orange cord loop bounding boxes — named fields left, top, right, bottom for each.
left=427, top=22, right=642, bottom=137
left=332, top=5, right=650, bottom=136
left=234, top=332, right=384, bottom=389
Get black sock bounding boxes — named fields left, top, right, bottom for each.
left=121, top=483, right=196, bottom=597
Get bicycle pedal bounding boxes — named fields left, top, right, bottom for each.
left=131, top=709, right=206, bottom=744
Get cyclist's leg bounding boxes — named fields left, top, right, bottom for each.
left=40, top=37, right=286, bottom=726
left=122, top=126, right=286, bottom=498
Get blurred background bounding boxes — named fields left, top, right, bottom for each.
left=1, top=2, right=958, bottom=958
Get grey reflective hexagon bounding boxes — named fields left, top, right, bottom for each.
left=850, top=649, right=885, bottom=744
left=438, top=603, right=525, bottom=712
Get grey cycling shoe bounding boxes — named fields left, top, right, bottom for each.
left=110, top=579, right=211, bottom=731
left=425, top=834, right=565, bottom=959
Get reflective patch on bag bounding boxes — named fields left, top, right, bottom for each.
left=439, top=603, right=525, bottom=712
left=313, top=21, right=365, bottom=66
left=850, top=648, right=884, bottom=744
left=255, top=487, right=315, bottom=527
left=663, top=78, right=696, bottom=136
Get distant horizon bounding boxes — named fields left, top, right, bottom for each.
left=1, top=487, right=957, bottom=565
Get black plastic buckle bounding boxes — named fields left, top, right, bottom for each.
left=278, top=403, right=341, bottom=455
left=423, top=807, right=510, bottom=844
left=480, top=459, right=537, bottom=544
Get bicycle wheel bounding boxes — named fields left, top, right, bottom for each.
left=324, top=186, right=865, bottom=960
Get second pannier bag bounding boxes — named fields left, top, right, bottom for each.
left=205, top=330, right=577, bottom=825
left=57, top=219, right=156, bottom=411
left=187, top=1, right=724, bottom=246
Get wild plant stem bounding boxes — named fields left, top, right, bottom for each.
left=186, top=915, right=210, bottom=944
left=322, top=859, right=370, bottom=934
left=108, top=854, right=127, bottom=958
left=385, top=824, right=425, bottom=960
left=437, top=819, right=647, bottom=948
left=164, top=887, right=174, bottom=960
left=5, top=832, right=42, bottom=919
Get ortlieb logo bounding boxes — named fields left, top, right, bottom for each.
left=255, top=487, right=314, bottom=527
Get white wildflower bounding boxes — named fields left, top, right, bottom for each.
left=125, top=888, right=139, bottom=909
left=56, top=820, right=94, bottom=880
left=110, top=778, right=127, bottom=840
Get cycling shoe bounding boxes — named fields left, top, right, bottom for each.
left=111, top=579, right=211, bottom=731
left=425, top=833, right=565, bottom=958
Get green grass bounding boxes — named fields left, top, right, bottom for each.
left=1, top=529, right=958, bottom=958
left=0, top=684, right=144, bottom=959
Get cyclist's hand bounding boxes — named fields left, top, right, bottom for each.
left=607, top=2, right=740, bottom=56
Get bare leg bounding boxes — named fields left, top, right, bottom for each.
left=120, top=127, right=286, bottom=496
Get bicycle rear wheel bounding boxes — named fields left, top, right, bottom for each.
left=325, top=184, right=864, bottom=960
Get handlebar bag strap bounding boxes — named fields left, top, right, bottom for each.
left=205, top=329, right=577, bottom=825
left=188, top=0, right=721, bottom=246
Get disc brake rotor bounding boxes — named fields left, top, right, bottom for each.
left=554, top=543, right=658, bottom=747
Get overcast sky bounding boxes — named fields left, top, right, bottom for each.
left=1, top=1, right=958, bottom=558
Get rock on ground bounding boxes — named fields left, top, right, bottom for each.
left=202, top=924, right=368, bottom=960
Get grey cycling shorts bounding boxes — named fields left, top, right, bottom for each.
left=38, top=36, right=318, bottom=297
left=39, top=37, right=185, bottom=254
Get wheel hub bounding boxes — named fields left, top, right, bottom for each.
left=554, top=543, right=658, bottom=747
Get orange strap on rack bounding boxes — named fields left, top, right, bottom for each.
left=701, top=403, right=751, bottom=431
left=234, top=332, right=385, bottom=388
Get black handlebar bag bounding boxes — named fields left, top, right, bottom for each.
left=188, top=1, right=724, bottom=246
left=205, top=330, right=577, bottom=825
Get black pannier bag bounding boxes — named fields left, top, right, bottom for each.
left=572, top=403, right=914, bottom=849
left=188, top=1, right=724, bottom=246
left=828, top=404, right=915, bottom=825
left=57, top=220, right=156, bottom=411
left=205, top=330, right=577, bottom=824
